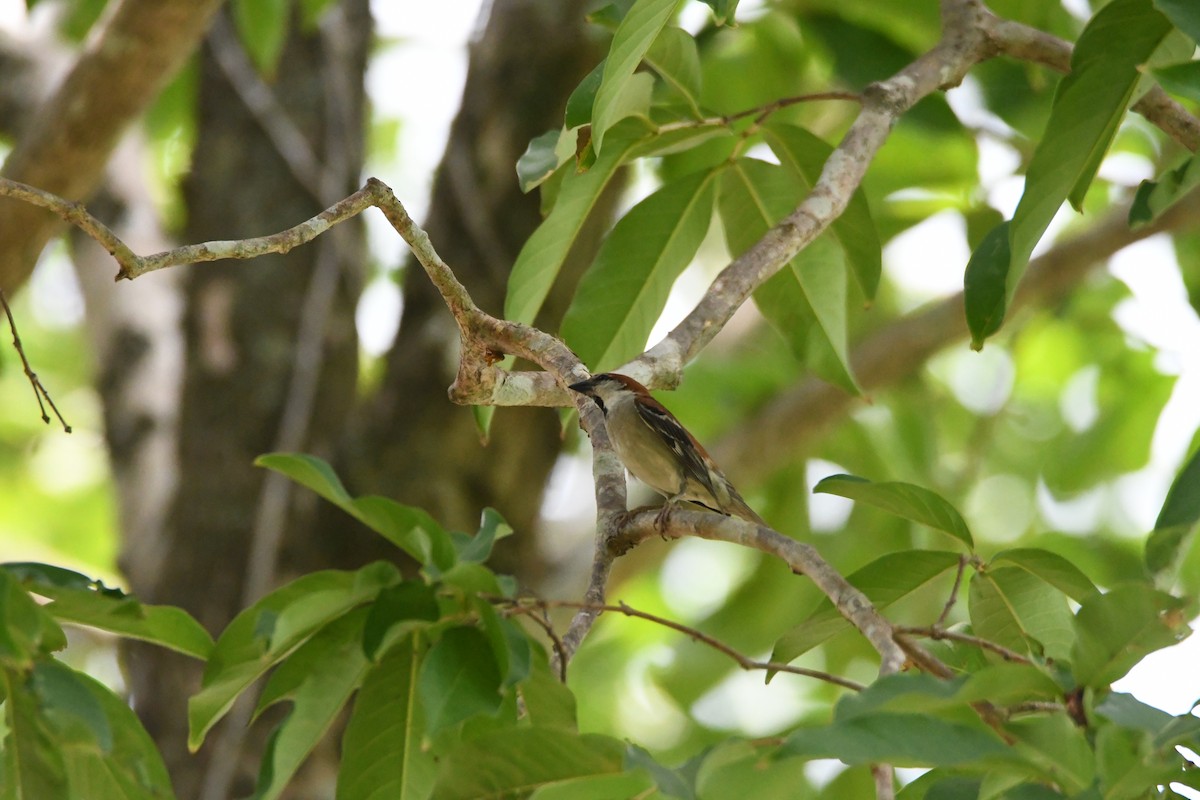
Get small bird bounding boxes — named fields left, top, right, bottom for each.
left=569, top=372, right=766, bottom=528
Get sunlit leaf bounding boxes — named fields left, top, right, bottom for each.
left=1152, top=60, right=1200, bottom=103
left=964, top=220, right=1012, bottom=349
left=991, top=549, right=1098, bottom=602
left=419, top=626, right=504, bottom=734
left=719, top=158, right=859, bottom=393
left=257, top=453, right=456, bottom=569
left=998, top=0, right=1172, bottom=341
left=1129, top=155, right=1200, bottom=228
left=337, top=635, right=435, bottom=800
left=1154, top=0, right=1200, bottom=43
left=1071, top=584, right=1189, bottom=688
left=762, top=123, right=882, bottom=299
left=505, top=130, right=643, bottom=327
left=250, top=609, right=370, bottom=800
left=560, top=166, right=719, bottom=371
left=814, top=474, right=973, bottom=548
left=591, top=0, right=676, bottom=152
left=431, top=728, right=627, bottom=799
left=188, top=562, right=400, bottom=749
left=645, top=26, right=702, bottom=116
left=969, top=566, right=1074, bottom=661
left=696, top=0, right=739, bottom=26
left=771, top=550, right=961, bottom=666
left=781, top=713, right=1010, bottom=767
left=1008, top=715, right=1095, bottom=792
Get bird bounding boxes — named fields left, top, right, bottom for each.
left=569, top=372, right=766, bottom=528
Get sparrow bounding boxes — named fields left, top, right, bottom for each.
left=569, top=372, right=766, bottom=528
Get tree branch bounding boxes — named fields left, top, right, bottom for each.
left=614, top=507, right=908, bottom=675
left=624, top=0, right=1199, bottom=389
left=0, top=0, right=225, bottom=291
left=0, top=288, right=71, bottom=432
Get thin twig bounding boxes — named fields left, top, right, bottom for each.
left=616, top=507, right=909, bottom=675
left=936, top=555, right=969, bottom=627
left=654, top=90, right=863, bottom=135
left=0, top=288, right=71, bottom=433
left=516, top=605, right=570, bottom=683
left=897, top=625, right=1032, bottom=664
left=500, top=597, right=865, bottom=691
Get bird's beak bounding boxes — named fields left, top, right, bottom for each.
left=568, top=377, right=595, bottom=395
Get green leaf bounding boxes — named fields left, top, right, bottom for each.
left=188, top=562, right=400, bottom=749
left=1129, top=155, right=1200, bottom=228
left=968, top=566, right=1074, bottom=661
left=519, top=648, right=578, bottom=730
left=58, top=666, right=175, bottom=798
left=697, top=0, right=738, bottom=26
left=963, top=220, right=1012, bottom=350
left=0, top=571, right=66, bottom=670
left=814, top=474, right=974, bottom=549
left=231, top=0, right=291, bottom=78
left=1094, top=691, right=1172, bottom=735
left=771, top=550, right=962, bottom=666
left=1154, top=440, right=1200, bottom=532
left=565, top=60, right=606, bottom=130
left=257, top=453, right=456, bottom=569
left=362, top=582, right=439, bottom=661
left=37, top=587, right=213, bottom=660
left=560, top=166, right=719, bottom=371
left=990, top=549, right=1098, bottom=602
left=504, top=132, right=643, bottom=327
left=719, top=158, right=859, bottom=393
left=1152, top=60, right=1200, bottom=103
left=527, top=771, right=656, bottom=800
left=251, top=609, right=371, bottom=800
left=1008, top=715, right=1095, bottom=792
left=1003, top=0, right=1172, bottom=331
left=1094, top=723, right=1182, bottom=800
left=419, top=627, right=504, bottom=735
left=1154, top=0, right=1200, bottom=42
left=955, top=662, right=1063, bottom=706
left=693, top=741, right=810, bottom=799
left=762, top=123, right=882, bottom=299
left=337, top=636, right=435, bottom=800
left=475, top=601, right=533, bottom=689
left=4, top=660, right=175, bottom=800
left=781, top=713, right=1011, bottom=767
left=30, top=660, right=111, bottom=753
left=1071, top=584, right=1189, bottom=688
left=591, top=0, right=677, bottom=152
left=1, top=563, right=122, bottom=596
left=645, top=26, right=702, bottom=117
left=517, top=130, right=570, bottom=194
left=453, top=507, right=513, bottom=565
left=431, top=728, right=627, bottom=800
left=1, top=670, right=69, bottom=799
left=835, top=673, right=965, bottom=720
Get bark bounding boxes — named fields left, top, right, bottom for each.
left=120, top=4, right=370, bottom=797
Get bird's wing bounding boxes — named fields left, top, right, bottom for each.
left=633, top=400, right=722, bottom=500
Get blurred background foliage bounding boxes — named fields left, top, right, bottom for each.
left=1, top=0, right=1199, bottom=795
